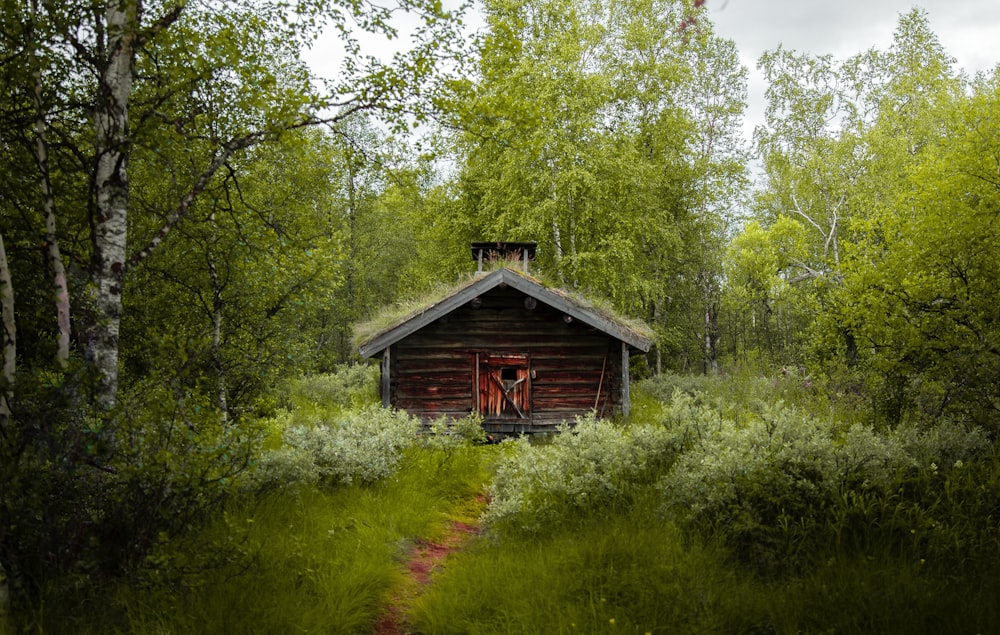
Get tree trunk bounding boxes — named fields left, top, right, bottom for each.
left=704, top=300, right=718, bottom=375
left=0, top=232, right=14, bottom=619
left=0, top=232, right=14, bottom=425
left=207, top=247, right=228, bottom=425
left=33, top=69, right=70, bottom=370
left=88, top=0, right=137, bottom=409
left=845, top=329, right=858, bottom=368
left=27, top=0, right=70, bottom=369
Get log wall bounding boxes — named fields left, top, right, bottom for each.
left=388, top=285, right=624, bottom=433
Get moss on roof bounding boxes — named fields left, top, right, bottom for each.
left=352, top=266, right=655, bottom=353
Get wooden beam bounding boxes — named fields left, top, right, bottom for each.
left=381, top=347, right=391, bottom=408
left=621, top=341, right=631, bottom=417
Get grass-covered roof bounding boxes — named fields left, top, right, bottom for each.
left=353, top=266, right=655, bottom=357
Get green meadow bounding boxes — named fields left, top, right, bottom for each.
left=9, top=369, right=999, bottom=634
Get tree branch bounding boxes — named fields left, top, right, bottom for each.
left=124, top=131, right=269, bottom=271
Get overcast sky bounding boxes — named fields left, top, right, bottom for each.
left=708, top=0, right=1000, bottom=140
left=304, top=0, right=1000, bottom=145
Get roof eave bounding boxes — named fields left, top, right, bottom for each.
left=358, top=270, right=506, bottom=358
left=357, top=268, right=654, bottom=357
left=498, top=271, right=653, bottom=352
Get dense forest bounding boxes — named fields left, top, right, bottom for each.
left=1, top=0, right=999, bottom=631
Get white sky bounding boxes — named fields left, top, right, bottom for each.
left=708, top=0, right=1000, bottom=141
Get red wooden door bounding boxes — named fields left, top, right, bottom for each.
left=477, top=353, right=530, bottom=419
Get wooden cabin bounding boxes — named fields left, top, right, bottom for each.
left=357, top=243, right=653, bottom=434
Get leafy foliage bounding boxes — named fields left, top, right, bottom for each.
left=484, top=414, right=678, bottom=533
left=728, top=9, right=1000, bottom=425
left=439, top=0, right=746, bottom=367
left=253, top=405, right=420, bottom=490
left=658, top=391, right=990, bottom=576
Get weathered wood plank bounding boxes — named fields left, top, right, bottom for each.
left=395, top=384, right=472, bottom=399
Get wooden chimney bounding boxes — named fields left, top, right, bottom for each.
left=471, top=241, right=537, bottom=275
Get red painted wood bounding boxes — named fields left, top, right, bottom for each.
left=389, top=284, right=626, bottom=427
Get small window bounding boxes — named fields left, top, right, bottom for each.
left=501, top=367, right=517, bottom=381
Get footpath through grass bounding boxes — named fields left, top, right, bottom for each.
left=19, top=442, right=491, bottom=634
left=13, top=369, right=1000, bottom=634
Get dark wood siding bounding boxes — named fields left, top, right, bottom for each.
left=390, top=285, right=626, bottom=432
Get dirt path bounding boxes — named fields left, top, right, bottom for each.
left=373, top=499, right=485, bottom=634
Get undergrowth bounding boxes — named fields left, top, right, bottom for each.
left=14, top=368, right=1000, bottom=633
left=117, top=441, right=491, bottom=634
left=414, top=376, right=1000, bottom=633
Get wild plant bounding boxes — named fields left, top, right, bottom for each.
left=251, top=405, right=420, bottom=490
left=424, top=413, right=488, bottom=450
left=658, top=390, right=992, bottom=576
left=484, top=413, right=678, bottom=533
left=283, top=364, right=380, bottom=414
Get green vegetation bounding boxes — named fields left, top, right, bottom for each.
left=10, top=372, right=492, bottom=633
left=411, top=379, right=1000, bottom=634
left=2, top=0, right=1000, bottom=631
left=7, top=372, right=999, bottom=633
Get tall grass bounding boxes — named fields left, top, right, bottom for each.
left=410, top=509, right=738, bottom=635
left=115, top=442, right=492, bottom=634
left=412, top=510, right=1000, bottom=634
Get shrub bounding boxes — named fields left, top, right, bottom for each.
left=424, top=413, right=488, bottom=449
left=657, top=391, right=992, bottom=576
left=484, top=414, right=679, bottom=533
left=251, top=405, right=420, bottom=490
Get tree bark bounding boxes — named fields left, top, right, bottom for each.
left=704, top=300, right=718, bottom=375
left=0, top=231, right=14, bottom=426
left=31, top=45, right=71, bottom=369
left=207, top=247, right=228, bottom=426
left=0, top=232, right=16, bottom=615
left=88, top=0, right=137, bottom=409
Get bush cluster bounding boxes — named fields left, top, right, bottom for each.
left=658, top=391, right=991, bottom=575
left=484, top=413, right=678, bottom=533
left=425, top=413, right=489, bottom=449
left=252, top=405, right=420, bottom=490
left=484, top=388, right=994, bottom=579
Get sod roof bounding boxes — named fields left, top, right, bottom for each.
left=355, top=267, right=654, bottom=358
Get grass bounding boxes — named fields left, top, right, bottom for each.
left=13, top=368, right=1000, bottom=633
left=410, top=499, right=1000, bottom=635
left=19, top=442, right=493, bottom=634
left=409, top=507, right=739, bottom=635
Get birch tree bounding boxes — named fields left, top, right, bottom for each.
left=447, top=0, right=746, bottom=369
left=0, top=0, right=466, bottom=609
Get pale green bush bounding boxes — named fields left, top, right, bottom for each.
left=835, top=423, right=914, bottom=490
left=252, top=406, right=420, bottom=490
left=662, top=403, right=836, bottom=515
left=657, top=392, right=991, bottom=575
left=484, top=414, right=679, bottom=533
left=424, top=413, right=488, bottom=449
left=892, top=419, right=989, bottom=469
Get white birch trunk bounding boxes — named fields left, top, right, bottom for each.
left=32, top=61, right=71, bottom=369
left=89, top=0, right=137, bottom=409
left=207, top=245, right=228, bottom=425
left=0, top=231, right=14, bottom=625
